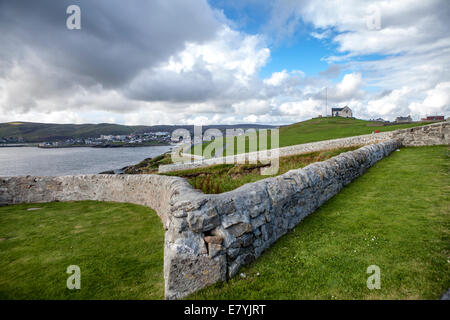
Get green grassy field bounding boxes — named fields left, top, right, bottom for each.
left=189, top=145, right=450, bottom=299
left=0, top=201, right=165, bottom=299
left=191, top=117, right=431, bottom=158
left=164, top=146, right=360, bottom=194
left=278, top=117, right=430, bottom=147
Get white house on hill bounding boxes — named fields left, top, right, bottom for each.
left=332, top=106, right=352, bottom=118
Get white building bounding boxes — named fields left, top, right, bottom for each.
left=332, top=106, right=353, bottom=118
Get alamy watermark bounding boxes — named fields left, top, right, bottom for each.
left=366, top=5, right=381, bottom=30
left=366, top=265, right=381, bottom=290
left=166, top=126, right=280, bottom=175
left=66, top=265, right=81, bottom=290
left=66, top=5, right=81, bottom=30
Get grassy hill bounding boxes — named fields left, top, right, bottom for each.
left=191, top=117, right=432, bottom=158
left=0, top=122, right=153, bottom=142
left=278, top=117, right=430, bottom=147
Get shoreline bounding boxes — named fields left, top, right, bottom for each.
left=99, top=150, right=172, bottom=174
left=37, top=143, right=170, bottom=149
left=0, top=144, right=33, bottom=148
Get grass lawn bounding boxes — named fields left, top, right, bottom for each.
left=191, top=117, right=431, bottom=158
left=277, top=117, right=430, bottom=147
left=0, top=201, right=164, bottom=299
left=164, top=146, right=360, bottom=194
left=189, top=145, right=450, bottom=299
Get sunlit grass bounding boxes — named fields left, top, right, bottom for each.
left=0, top=201, right=164, bottom=299
left=189, top=146, right=450, bottom=299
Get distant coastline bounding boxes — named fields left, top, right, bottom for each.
left=0, top=144, right=33, bottom=148
left=0, top=143, right=171, bottom=148
left=91, top=142, right=170, bottom=148
left=37, top=142, right=170, bottom=149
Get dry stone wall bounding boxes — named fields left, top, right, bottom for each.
left=0, top=174, right=191, bottom=227
left=162, top=139, right=402, bottom=298
left=391, top=121, right=449, bottom=146
left=0, top=121, right=448, bottom=299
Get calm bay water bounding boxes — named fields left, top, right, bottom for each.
left=0, top=146, right=171, bottom=176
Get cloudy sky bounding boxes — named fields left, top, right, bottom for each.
left=0, top=0, right=449, bottom=125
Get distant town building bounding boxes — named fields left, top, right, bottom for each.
left=421, top=115, right=445, bottom=122
left=395, top=115, right=412, bottom=123
left=331, top=106, right=352, bottom=118
left=100, top=135, right=114, bottom=141
left=153, top=131, right=169, bottom=136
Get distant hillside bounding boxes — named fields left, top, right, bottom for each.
left=0, top=122, right=275, bottom=143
